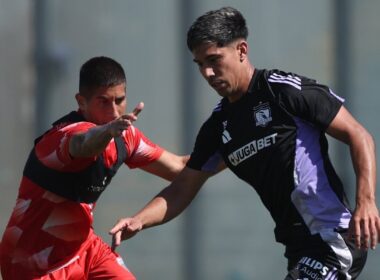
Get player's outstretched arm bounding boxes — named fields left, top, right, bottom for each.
left=139, top=151, right=190, bottom=182
left=69, top=102, right=144, bottom=158
left=109, top=167, right=211, bottom=250
left=140, top=147, right=226, bottom=182
left=327, top=106, right=379, bottom=250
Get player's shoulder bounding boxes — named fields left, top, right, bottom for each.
left=262, top=69, right=324, bottom=101
left=58, top=121, right=96, bottom=133
left=38, top=121, right=95, bottom=144
left=209, top=99, right=226, bottom=120
left=49, top=111, right=95, bottom=132
left=198, top=99, right=224, bottom=130
left=265, top=69, right=308, bottom=90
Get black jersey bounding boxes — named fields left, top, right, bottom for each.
left=187, top=69, right=352, bottom=244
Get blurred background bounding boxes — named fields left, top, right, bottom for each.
left=1, top=0, right=379, bottom=279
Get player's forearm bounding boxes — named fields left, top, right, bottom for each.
left=350, top=127, right=377, bottom=205
left=135, top=182, right=198, bottom=229
left=132, top=197, right=171, bottom=229
left=69, top=124, right=114, bottom=158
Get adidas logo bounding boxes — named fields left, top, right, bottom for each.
left=222, top=130, right=232, bottom=144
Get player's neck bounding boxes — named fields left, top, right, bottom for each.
left=227, top=65, right=255, bottom=103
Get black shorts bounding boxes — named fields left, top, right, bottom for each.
left=284, top=229, right=367, bottom=280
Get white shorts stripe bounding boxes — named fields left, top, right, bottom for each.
left=320, top=229, right=353, bottom=280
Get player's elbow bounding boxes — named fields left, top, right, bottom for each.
left=167, top=155, right=190, bottom=181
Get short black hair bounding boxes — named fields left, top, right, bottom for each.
left=187, top=7, right=248, bottom=52
left=79, top=56, right=126, bottom=98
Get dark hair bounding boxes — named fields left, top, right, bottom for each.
left=187, top=7, right=248, bottom=52
left=79, top=56, right=126, bottom=98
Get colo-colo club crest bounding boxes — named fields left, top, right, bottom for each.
left=254, top=102, right=272, bottom=127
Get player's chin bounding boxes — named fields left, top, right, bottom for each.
left=215, top=89, right=229, bottom=98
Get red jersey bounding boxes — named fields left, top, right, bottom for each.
left=0, top=116, right=163, bottom=276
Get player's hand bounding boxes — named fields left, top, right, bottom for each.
left=347, top=201, right=380, bottom=250
left=107, top=102, right=144, bottom=137
left=109, top=217, right=143, bottom=251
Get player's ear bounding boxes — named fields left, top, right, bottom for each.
left=75, top=93, right=86, bottom=110
left=237, top=40, right=248, bottom=62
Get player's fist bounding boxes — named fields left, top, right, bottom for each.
left=107, top=102, right=144, bottom=137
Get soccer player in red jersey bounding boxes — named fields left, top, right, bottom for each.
left=0, top=56, right=188, bottom=280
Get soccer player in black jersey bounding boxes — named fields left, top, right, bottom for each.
left=110, top=7, right=380, bottom=279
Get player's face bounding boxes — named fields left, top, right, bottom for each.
left=192, top=41, right=246, bottom=102
left=76, top=83, right=127, bottom=125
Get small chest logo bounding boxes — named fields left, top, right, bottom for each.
left=254, top=102, right=272, bottom=127
left=88, top=176, right=109, bottom=193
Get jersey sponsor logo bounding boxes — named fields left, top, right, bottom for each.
left=297, top=257, right=330, bottom=277
left=299, top=267, right=324, bottom=280
left=254, top=102, right=272, bottom=127
left=268, top=72, right=301, bottom=90
left=228, top=133, right=277, bottom=166
left=222, top=121, right=232, bottom=144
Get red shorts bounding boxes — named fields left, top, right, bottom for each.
left=1, top=234, right=136, bottom=280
